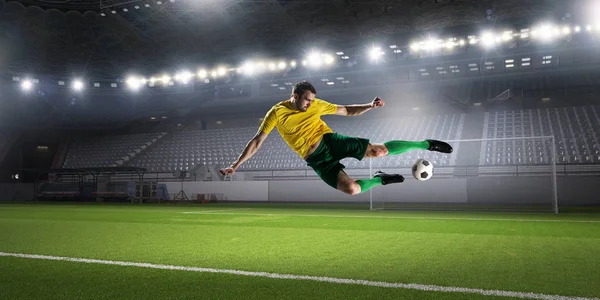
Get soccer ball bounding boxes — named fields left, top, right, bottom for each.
left=412, top=159, right=433, bottom=181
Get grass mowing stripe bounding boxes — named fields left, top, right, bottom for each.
left=1, top=251, right=597, bottom=300
left=180, top=212, right=600, bottom=223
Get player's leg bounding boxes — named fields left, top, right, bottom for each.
left=336, top=169, right=404, bottom=195
left=363, top=140, right=453, bottom=159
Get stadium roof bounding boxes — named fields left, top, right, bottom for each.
left=0, top=0, right=573, bottom=77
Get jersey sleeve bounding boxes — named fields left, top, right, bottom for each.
left=258, top=107, right=277, bottom=134
left=316, top=98, right=338, bottom=115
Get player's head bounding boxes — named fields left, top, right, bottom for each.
left=291, top=80, right=316, bottom=112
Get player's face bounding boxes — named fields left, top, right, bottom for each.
left=294, top=91, right=316, bottom=112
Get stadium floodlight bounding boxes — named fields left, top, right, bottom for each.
left=160, top=75, right=171, bottom=84
left=21, top=79, right=33, bottom=91
left=278, top=61, right=286, bottom=70
left=72, top=79, right=84, bottom=91
left=240, top=61, right=256, bottom=75
left=368, top=46, right=384, bottom=61
left=210, top=70, right=218, bottom=78
left=305, top=51, right=335, bottom=68
left=268, top=62, right=276, bottom=71
left=502, top=31, right=513, bottom=41
left=480, top=32, right=496, bottom=48
left=562, top=26, right=571, bottom=35
left=586, top=25, right=592, bottom=32
left=423, top=39, right=438, bottom=51
left=575, top=26, right=581, bottom=32
left=126, top=76, right=143, bottom=90
left=535, top=24, right=559, bottom=42
left=459, top=39, right=466, bottom=46
left=197, top=69, right=208, bottom=79
left=445, top=40, right=455, bottom=49
left=290, top=60, right=297, bottom=68
left=410, top=43, right=420, bottom=51
left=306, top=51, right=322, bottom=67
left=217, top=67, right=227, bottom=76
left=175, top=71, right=193, bottom=84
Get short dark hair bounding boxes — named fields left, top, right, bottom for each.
left=292, top=80, right=316, bottom=97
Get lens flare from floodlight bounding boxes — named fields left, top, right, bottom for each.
left=278, top=61, right=286, bottom=70
left=575, top=26, right=581, bottom=32
left=21, top=79, right=33, bottom=91
left=72, top=79, right=84, bottom=91
left=268, top=62, right=276, bottom=71
left=502, top=31, right=513, bottom=41
left=198, top=69, right=208, bottom=79
left=410, top=43, right=420, bottom=51
left=445, top=41, right=455, bottom=49
left=586, top=25, right=592, bottom=32
left=323, top=54, right=334, bottom=65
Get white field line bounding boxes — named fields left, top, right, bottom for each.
left=0, top=252, right=597, bottom=300
left=180, top=211, right=600, bottom=223
left=182, top=208, right=252, bottom=214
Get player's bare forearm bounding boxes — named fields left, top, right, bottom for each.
left=343, top=104, right=374, bottom=116
left=336, top=97, right=384, bottom=116
left=231, top=138, right=260, bottom=169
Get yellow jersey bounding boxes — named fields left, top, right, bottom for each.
left=259, top=98, right=338, bottom=159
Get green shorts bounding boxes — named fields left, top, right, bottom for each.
left=305, top=133, right=370, bottom=189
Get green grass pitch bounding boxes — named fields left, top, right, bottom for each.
left=1, top=203, right=599, bottom=299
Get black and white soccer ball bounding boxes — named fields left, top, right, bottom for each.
left=412, top=159, right=433, bottom=181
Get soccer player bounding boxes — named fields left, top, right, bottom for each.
left=220, top=81, right=453, bottom=195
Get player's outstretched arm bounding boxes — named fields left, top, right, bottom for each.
left=220, top=130, right=268, bottom=175
left=335, top=97, right=385, bottom=116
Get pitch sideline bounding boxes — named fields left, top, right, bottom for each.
left=0, top=251, right=597, bottom=300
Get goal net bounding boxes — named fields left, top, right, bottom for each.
left=368, top=136, right=558, bottom=213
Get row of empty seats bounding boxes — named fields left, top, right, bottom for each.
left=127, top=114, right=465, bottom=172
left=63, top=132, right=166, bottom=168
left=482, top=106, right=600, bottom=165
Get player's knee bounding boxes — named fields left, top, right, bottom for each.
left=339, top=182, right=361, bottom=195
left=369, top=145, right=388, bottom=157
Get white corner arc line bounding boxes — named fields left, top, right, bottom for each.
left=179, top=212, right=600, bottom=223
left=1, top=252, right=597, bottom=300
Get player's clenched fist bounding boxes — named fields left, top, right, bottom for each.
left=220, top=166, right=236, bottom=175
left=372, top=97, right=385, bottom=108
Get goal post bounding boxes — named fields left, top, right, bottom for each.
left=369, top=136, right=558, bottom=213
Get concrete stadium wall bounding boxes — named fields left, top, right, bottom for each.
left=159, top=177, right=600, bottom=207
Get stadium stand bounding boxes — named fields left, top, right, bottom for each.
left=482, top=105, right=600, bottom=165
left=126, top=113, right=465, bottom=172
left=62, top=132, right=167, bottom=168
left=0, top=130, right=13, bottom=162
